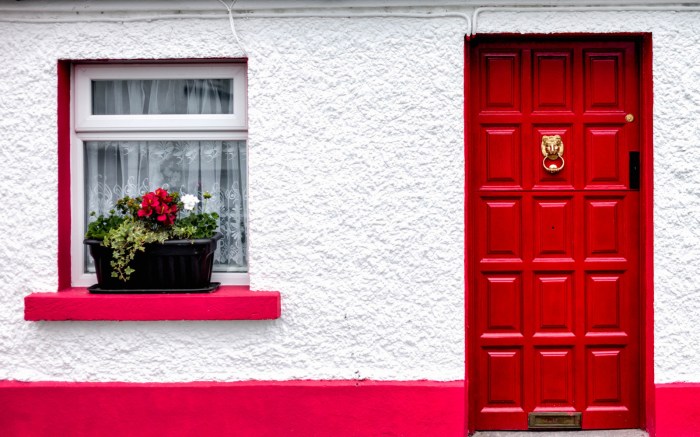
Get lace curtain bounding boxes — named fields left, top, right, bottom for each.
left=92, top=79, right=233, bottom=115
left=84, top=79, right=247, bottom=273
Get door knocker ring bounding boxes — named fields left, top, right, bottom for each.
left=541, top=135, right=565, bottom=174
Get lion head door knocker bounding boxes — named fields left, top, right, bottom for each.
left=541, top=135, right=565, bottom=174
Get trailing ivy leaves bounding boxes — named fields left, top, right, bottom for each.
left=103, top=219, right=167, bottom=282
left=85, top=189, right=219, bottom=282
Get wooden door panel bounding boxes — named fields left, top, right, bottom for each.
left=587, top=347, right=625, bottom=403
left=585, top=273, right=624, bottom=333
left=532, top=50, right=574, bottom=113
left=584, top=125, right=628, bottom=189
left=533, top=273, right=575, bottom=335
left=478, top=273, right=523, bottom=335
left=584, top=195, right=627, bottom=259
left=471, top=39, right=640, bottom=430
left=478, top=197, right=523, bottom=261
left=478, top=347, right=526, bottom=424
left=486, top=349, right=524, bottom=404
left=584, top=50, right=626, bottom=112
left=533, top=197, right=574, bottom=259
left=479, top=126, right=523, bottom=189
left=534, top=347, right=576, bottom=410
left=480, top=51, right=522, bottom=112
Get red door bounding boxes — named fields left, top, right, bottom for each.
left=470, top=37, right=641, bottom=430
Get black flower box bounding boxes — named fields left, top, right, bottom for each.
left=84, top=233, right=223, bottom=294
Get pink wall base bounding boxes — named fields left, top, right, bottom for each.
left=1, top=380, right=695, bottom=436
left=0, top=380, right=464, bottom=437
left=655, top=383, right=700, bottom=437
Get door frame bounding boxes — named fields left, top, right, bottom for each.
left=464, top=33, right=655, bottom=435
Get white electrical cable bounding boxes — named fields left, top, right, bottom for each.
left=217, top=0, right=247, bottom=56
left=0, top=14, right=224, bottom=24
left=0, top=10, right=472, bottom=34
left=471, top=5, right=700, bottom=35
left=4, top=5, right=700, bottom=41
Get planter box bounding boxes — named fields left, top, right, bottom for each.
left=84, top=233, right=222, bottom=293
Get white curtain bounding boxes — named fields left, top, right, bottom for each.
left=92, top=79, right=233, bottom=115
left=85, top=79, right=246, bottom=272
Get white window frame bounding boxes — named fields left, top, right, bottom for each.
left=74, top=63, right=247, bottom=131
left=71, top=63, right=249, bottom=287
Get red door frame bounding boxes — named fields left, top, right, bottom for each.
left=464, top=33, right=654, bottom=435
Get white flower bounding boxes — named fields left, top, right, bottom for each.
left=181, top=194, right=200, bottom=211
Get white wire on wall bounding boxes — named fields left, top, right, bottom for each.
left=2, top=3, right=700, bottom=44
left=471, top=5, right=700, bottom=35
left=0, top=7, right=473, bottom=58
left=0, top=9, right=473, bottom=36
left=217, top=0, right=247, bottom=55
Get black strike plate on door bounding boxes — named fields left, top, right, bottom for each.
left=629, top=151, right=640, bottom=190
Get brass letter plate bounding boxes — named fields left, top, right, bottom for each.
left=528, top=412, right=582, bottom=429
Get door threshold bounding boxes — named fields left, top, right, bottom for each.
left=473, top=431, right=648, bottom=437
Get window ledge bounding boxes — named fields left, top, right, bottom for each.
left=24, top=286, right=281, bottom=321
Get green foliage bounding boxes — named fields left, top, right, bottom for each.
left=84, top=189, right=220, bottom=282
left=114, top=196, right=141, bottom=217
left=173, top=212, right=219, bottom=239
left=85, top=211, right=126, bottom=240
left=103, top=219, right=167, bottom=282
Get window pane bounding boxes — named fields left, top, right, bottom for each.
left=92, top=79, right=234, bottom=115
left=84, top=140, right=247, bottom=273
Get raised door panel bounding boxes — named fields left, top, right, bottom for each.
left=585, top=273, right=624, bottom=334
left=533, top=348, right=576, bottom=410
left=479, top=126, right=522, bottom=189
left=476, top=346, right=528, bottom=429
left=481, top=348, right=524, bottom=408
left=584, top=345, right=638, bottom=428
left=584, top=196, right=626, bottom=260
left=480, top=51, right=522, bottom=112
left=584, top=50, right=625, bottom=112
left=586, top=348, right=625, bottom=406
left=478, top=197, right=522, bottom=261
left=532, top=51, right=573, bottom=113
left=533, top=197, right=574, bottom=260
left=533, top=273, right=575, bottom=335
left=478, top=274, right=523, bottom=336
left=584, top=126, right=628, bottom=189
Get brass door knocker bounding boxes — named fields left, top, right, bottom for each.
left=541, top=135, right=565, bottom=174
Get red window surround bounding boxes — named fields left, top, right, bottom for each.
left=23, top=60, right=280, bottom=322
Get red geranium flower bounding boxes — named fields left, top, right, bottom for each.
left=137, top=188, right=177, bottom=227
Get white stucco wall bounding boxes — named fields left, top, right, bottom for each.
left=0, top=3, right=698, bottom=384
left=0, top=9, right=466, bottom=382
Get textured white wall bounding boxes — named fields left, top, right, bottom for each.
left=0, top=5, right=698, bottom=384
left=0, top=13, right=465, bottom=382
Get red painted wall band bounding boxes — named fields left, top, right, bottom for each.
left=0, top=380, right=464, bottom=437
left=1, top=380, right=697, bottom=436
left=57, top=61, right=71, bottom=290
left=656, top=383, right=700, bottom=437
left=640, top=32, right=656, bottom=437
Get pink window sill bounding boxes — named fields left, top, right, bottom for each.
left=24, top=286, right=281, bottom=321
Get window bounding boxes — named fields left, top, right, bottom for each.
left=71, top=63, right=248, bottom=286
